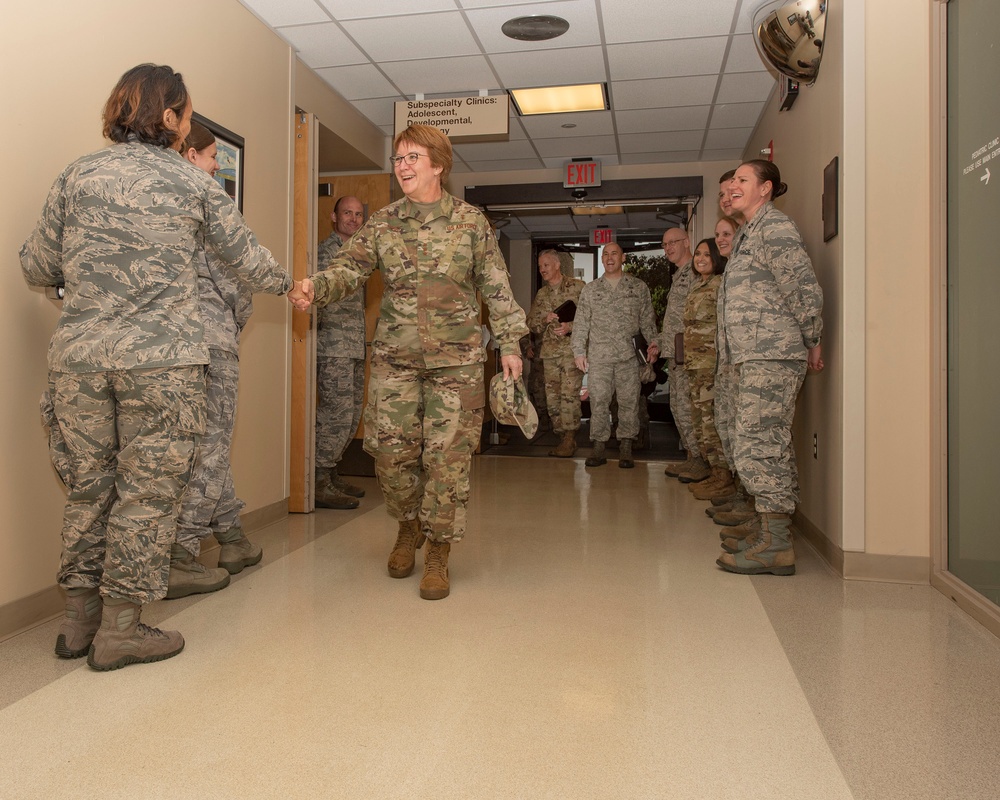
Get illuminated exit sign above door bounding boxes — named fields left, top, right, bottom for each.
left=564, top=159, right=602, bottom=188
left=590, top=227, right=615, bottom=246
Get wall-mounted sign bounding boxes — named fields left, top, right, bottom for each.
left=590, top=227, right=615, bottom=247
left=394, top=96, right=509, bottom=142
left=565, top=159, right=602, bottom=189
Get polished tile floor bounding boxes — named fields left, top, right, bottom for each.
left=2, top=456, right=999, bottom=799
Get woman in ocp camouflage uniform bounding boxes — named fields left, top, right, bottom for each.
left=681, top=238, right=731, bottom=499
left=298, top=125, right=528, bottom=601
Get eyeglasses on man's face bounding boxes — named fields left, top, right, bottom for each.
left=389, top=152, right=429, bottom=168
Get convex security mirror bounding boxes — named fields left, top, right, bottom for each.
left=752, top=0, right=827, bottom=85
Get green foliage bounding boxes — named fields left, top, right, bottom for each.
left=624, top=253, right=672, bottom=321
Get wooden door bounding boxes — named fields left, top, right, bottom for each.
left=289, top=112, right=318, bottom=513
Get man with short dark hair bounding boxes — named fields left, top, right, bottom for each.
left=571, top=243, right=659, bottom=469
left=314, top=196, right=367, bottom=509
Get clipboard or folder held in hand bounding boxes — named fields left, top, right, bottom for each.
left=553, top=300, right=576, bottom=323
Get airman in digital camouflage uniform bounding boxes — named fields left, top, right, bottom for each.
left=571, top=242, right=659, bottom=469
left=297, top=125, right=527, bottom=601
left=170, top=120, right=260, bottom=601
left=314, top=196, right=368, bottom=510
left=527, top=249, right=585, bottom=458
left=658, top=227, right=706, bottom=482
left=716, top=160, right=824, bottom=577
left=20, top=64, right=295, bottom=670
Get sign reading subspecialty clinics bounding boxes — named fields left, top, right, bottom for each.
left=394, top=96, right=509, bottom=141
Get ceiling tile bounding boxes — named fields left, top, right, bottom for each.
left=619, top=130, right=704, bottom=153
left=278, top=22, right=367, bottom=68
left=381, top=56, right=500, bottom=95
left=318, top=0, right=457, bottom=18
left=607, top=37, right=727, bottom=81
left=314, top=64, right=400, bottom=100
left=611, top=75, right=718, bottom=110
left=342, top=12, right=480, bottom=62
left=460, top=159, right=548, bottom=172
left=534, top=135, right=617, bottom=158
left=238, top=0, right=331, bottom=27
left=615, top=106, right=710, bottom=134
left=701, top=148, right=747, bottom=162
left=351, top=98, right=402, bottom=127
left=710, top=101, right=765, bottom=129
left=715, top=71, right=776, bottom=104
left=621, top=150, right=702, bottom=165
left=464, top=0, right=601, bottom=53
left=601, top=0, right=741, bottom=43
left=453, top=139, right=539, bottom=160
left=703, top=127, right=753, bottom=150
left=490, top=47, right=607, bottom=88
left=520, top=110, right=614, bottom=139
left=725, top=33, right=768, bottom=74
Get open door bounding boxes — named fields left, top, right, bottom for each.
left=289, top=111, right=318, bottom=513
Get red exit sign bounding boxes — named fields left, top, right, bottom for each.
left=591, top=228, right=615, bottom=246
left=564, top=159, right=602, bottom=188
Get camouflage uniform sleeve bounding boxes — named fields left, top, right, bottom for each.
left=312, top=225, right=376, bottom=309
left=638, top=280, right=658, bottom=344
left=202, top=183, right=292, bottom=295
left=570, top=284, right=593, bottom=357
left=20, top=170, right=69, bottom=287
left=762, top=218, right=824, bottom=348
left=234, top=285, right=254, bottom=330
left=473, top=221, right=528, bottom=357
left=526, top=285, right=553, bottom=334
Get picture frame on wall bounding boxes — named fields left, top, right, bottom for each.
left=822, top=156, right=838, bottom=242
left=192, top=112, right=245, bottom=212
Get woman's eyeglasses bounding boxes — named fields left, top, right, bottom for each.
left=389, top=152, right=427, bottom=167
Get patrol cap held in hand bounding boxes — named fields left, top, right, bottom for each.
left=488, top=373, right=539, bottom=439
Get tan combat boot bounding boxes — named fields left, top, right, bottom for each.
left=692, top=467, right=735, bottom=500
left=677, top=456, right=711, bottom=483
left=166, top=543, right=231, bottom=599
left=387, top=519, right=427, bottom=578
left=618, top=438, right=635, bottom=469
left=330, top=467, right=365, bottom=498
left=719, top=513, right=761, bottom=549
left=717, top=513, right=795, bottom=576
left=215, top=527, right=263, bottom=575
left=420, top=540, right=451, bottom=600
left=87, top=598, right=185, bottom=671
left=55, top=587, right=102, bottom=659
left=549, top=432, right=577, bottom=458
left=664, top=456, right=695, bottom=477
left=713, top=495, right=757, bottom=526
left=585, top=441, right=607, bottom=467
left=315, top=469, right=360, bottom=509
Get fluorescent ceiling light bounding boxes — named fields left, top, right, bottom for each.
left=509, top=84, right=608, bottom=116
left=571, top=205, right=624, bottom=216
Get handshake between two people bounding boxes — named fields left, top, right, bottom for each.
left=288, top=278, right=315, bottom=312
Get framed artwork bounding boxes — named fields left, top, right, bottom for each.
left=822, top=156, right=838, bottom=242
left=192, top=112, right=245, bottom=212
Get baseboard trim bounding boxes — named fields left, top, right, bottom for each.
left=793, top=510, right=931, bottom=585
left=0, top=498, right=289, bottom=644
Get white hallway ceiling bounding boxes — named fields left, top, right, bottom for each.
left=237, top=0, right=778, bottom=241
